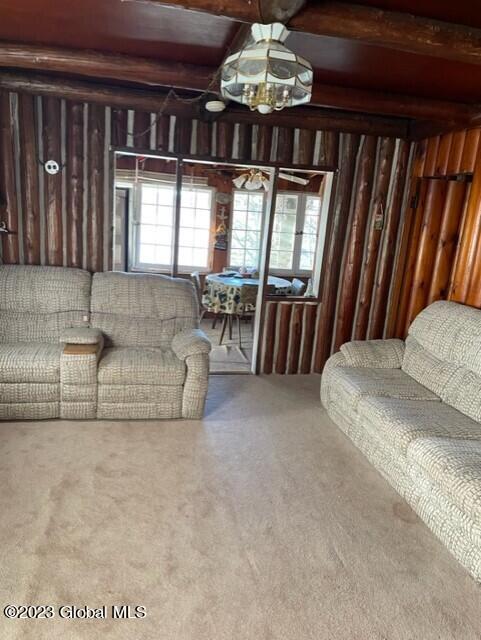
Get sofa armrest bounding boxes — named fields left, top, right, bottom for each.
left=340, top=339, right=405, bottom=369
left=60, top=327, right=104, bottom=346
left=172, top=328, right=211, bottom=361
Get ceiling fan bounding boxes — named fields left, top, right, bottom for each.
left=232, top=168, right=311, bottom=190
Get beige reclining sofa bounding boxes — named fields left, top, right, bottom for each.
left=321, top=300, right=481, bottom=582
left=0, top=265, right=211, bottom=421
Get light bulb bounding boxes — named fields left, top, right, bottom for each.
left=257, top=104, right=274, bottom=115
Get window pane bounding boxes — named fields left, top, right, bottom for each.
left=139, top=244, right=156, bottom=263
left=244, top=249, right=259, bottom=268
left=193, top=228, right=209, bottom=248
left=196, top=209, right=211, bottom=229
left=245, top=230, right=260, bottom=249
left=179, top=227, right=194, bottom=246
left=140, top=204, right=157, bottom=225
left=156, top=245, right=172, bottom=265
left=157, top=205, right=173, bottom=225
left=192, top=248, right=208, bottom=268
left=300, top=251, right=314, bottom=270
left=284, top=195, right=298, bottom=212
left=181, top=207, right=195, bottom=227
left=276, top=251, right=293, bottom=269
left=247, top=209, right=262, bottom=230
left=274, top=213, right=296, bottom=234
left=249, top=194, right=264, bottom=212
left=306, top=195, right=321, bottom=213
left=142, top=185, right=158, bottom=205
left=279, top=233, right=295, bottom=251
left=302, top=233, right=317, bottom=253
left=232, top=209, right=247, bottom=229
left=156, top=226, right=172, bottom=245
left=303, top=215, right=318, bottom=235
left=234, top=192, right=248, bottom=210
left=181, top=190, right=195, bottom=207
left=196, top=191, right=211, bottom=209
left=231, top=230, right=246, bottom=249
left=157, top=186, right=175, bottom=205
left=140, top=224, right=156, bottom=245
left=178, top=246, right=192, bottom=266
left=230, top=249, right=244, bottom=266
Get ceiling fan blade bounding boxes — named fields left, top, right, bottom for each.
left=279, top=172, right=310, bottom=185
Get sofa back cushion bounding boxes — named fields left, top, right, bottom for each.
left=90, top=272, right=198, bottom=348
left=0, top=265, right=91, bottom=343
left=403, top=300, right=481, bottom=422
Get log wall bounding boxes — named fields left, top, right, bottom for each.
left=387, top=127, right=481, bottom=338
left=0, top=88, right=413, bottom=375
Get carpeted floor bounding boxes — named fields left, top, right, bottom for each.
left=1, top=375, right=480, bottom=640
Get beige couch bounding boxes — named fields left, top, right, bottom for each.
left=321, top=301, right=481, bottom=582
left=0, top=265, right=211, bottom=420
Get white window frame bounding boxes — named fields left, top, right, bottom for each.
left=228, top=188, right=325, bottom=277
left=228, top=189, right=266, bottom=271
left=120, top=179, right=215, bottom=274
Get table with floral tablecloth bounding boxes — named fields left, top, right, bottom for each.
left=203, top=273, right=292, bottom=314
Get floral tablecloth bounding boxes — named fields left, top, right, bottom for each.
left=203, top=273, right=292, bottom=314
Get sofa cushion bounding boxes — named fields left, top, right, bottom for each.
left=407, top=437, right=481, bottom=524
left=358, top=396, right=481, bottom=456
left=91, top=272, right=198, bottom=348
left=98, top=347, right=186, bottom=386
left=0, top=343, right=62, bottom=383
left=0, top=265, right=91, bottom=343
left=402, top=336, right=462, bottom=397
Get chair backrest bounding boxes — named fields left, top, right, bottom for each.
left=403, top=300, right=481, bottom=422
left=291, top=278, right=306, bottom=296
left=190, top=271, right=203, bottom=309
left=91, top=271, right=198, bottom=348
left=239, top=283, right=258, bottom=309
left=0, top=265, right=91, bottom=343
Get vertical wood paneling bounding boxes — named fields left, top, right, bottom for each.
left=237, top=123, right=253, bottom=161
left=460, top=129, right=480, bottom=173
left=427, top=180, right=467, bottom=305
left=369, top=139, right=410, bottom=339
left=87, top=103, right=105, bottom=272
left=423, top=136, right=440, bottom=176
left=319, top=131, right=339, bottom=168
left=395, top=179, right=428, bottom=336
left=263, top=301, right=277, bottom=374
left=216, top=121, right=233, bottom=159
left=434, top=132, right=452, bottom=176
left=111, top=108, right=127, bottom=147
left=276, top=302, right=292, bottom=374
left=133, top=111, right=151, bottom=150
left=66, top=102, right=84, bottom=268
left=404, top=179, right=448, bottom=328
left=287, top=303, right=303, bottom=374
left=314, top=133, right=360, bottom=372
left=334, top=135, right=376, bottom=350
left=256, top=125, right=273, bottom=163
left=196, top=120, right=211, bottom=157
left=299, top=303, right=317, bottom=373
left=276, top=127, right=294, bottom=165
left=42, top=96, right=63, bottom=266
left=354, top=137, right=396, bottom=340
left=0, top=92, right=19, bottom=263
left=174, top=117, right=192, bottom=155
left=156, top=114, right=170, bottom=152
left=297, top=129, right=315, bottom=166
left=18, top=93, right=40, bottom=264
left=447, top=131, right=466, bottom=175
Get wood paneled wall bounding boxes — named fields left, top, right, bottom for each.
left=0, top=90, right=336, bottom=271
left=387, top=127, right=481, bottom=338
left=260, top=135, right=413, bottom=373
left=0, top=88, right=414, bottom=375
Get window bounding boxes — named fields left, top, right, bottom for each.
left=130, top=182, right=213, bottom=271
left=229, top=191, right=265, bottom=269
left=229, top=189, right=322, bottom=275
left=271, top=193, right=322, bottom=273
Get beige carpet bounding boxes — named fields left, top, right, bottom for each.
left=201, top=317, right=253, bottom=373
left=1, top=375, right=480, bottom=640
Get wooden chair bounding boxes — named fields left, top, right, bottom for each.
left=291, top=277, right=306, bottom=296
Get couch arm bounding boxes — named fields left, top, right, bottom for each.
left=60, top=327, right=104, bottom=347
left=340, top=339, right=405, bottom=369
left=172, top=328, right=211, bottom=361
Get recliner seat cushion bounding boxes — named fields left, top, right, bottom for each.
left=358, top=396, right=481, bottom=457
left=0, top=343, right=62, bottom=383
left=98, top=347, right=186, bottom=386
left=407, top=437, right=481, bottom=524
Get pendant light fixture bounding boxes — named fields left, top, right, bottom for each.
left=221, top=22, right=313, bottom=114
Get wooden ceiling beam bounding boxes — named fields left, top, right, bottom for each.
left=0, top=42, right=476, bottom=124
left=147, top=0, right=481, bottom=65
left=0, top=71, right=408, bottom=138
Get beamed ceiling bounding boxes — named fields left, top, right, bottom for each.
left=0, top=0, right=480, bottom=137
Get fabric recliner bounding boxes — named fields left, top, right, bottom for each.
left=0, top=265, right=211, bottom=420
